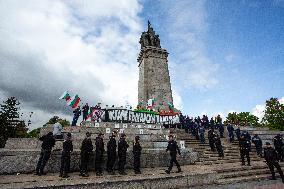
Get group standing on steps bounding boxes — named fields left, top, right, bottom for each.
left=34, top=116, right=284, bottom=183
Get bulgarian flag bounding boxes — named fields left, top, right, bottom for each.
left=59, top=91, right=71, bottom=101
left=167, top=102, right=174, bottom=110
left=67, top=95, right=81, bottom=108
left=147, top=99, right=155, bottom=108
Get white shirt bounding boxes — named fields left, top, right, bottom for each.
left=53, top=122, right=62, bottom=136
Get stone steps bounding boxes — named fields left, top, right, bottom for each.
left=177, top=128, right=284, bottom=185
left=216, top=174, right=272, bottom=185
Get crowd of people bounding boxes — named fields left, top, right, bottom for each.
left=34, top=115, right=284, bottom=183
left=179, top=114, right=284, bottom=182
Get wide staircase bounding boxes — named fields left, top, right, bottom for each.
left=177, top=128, right=284, bottom=184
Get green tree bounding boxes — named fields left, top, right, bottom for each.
left=0, top=97, right=28, bottom=147
left=43, top=116, right=70, bottom=127
left=225, top=112, right=259, bottom=127
left=27, top=128, right=41, bottom=138
left=262, top=97, right=284, bottom=131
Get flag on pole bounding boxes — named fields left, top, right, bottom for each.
left=67, top=95, right=81, bottom=108
left=147, top=99, right=155, bottom=108
left=167, top=102, right=174, bottom=110
left=59, top=91, right=71, bottom=101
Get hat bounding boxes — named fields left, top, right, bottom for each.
left=67, top=133, right=71, bottom=138
left=266, top=142, right=271, bottom=145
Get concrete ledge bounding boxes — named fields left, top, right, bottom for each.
left=0, top=149, right=199, bottom=174
left=0, top=168, right=218, bottom=189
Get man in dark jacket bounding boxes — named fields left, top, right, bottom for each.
left=80, top=132, right=93, bottom=177
left=82, top=103, right=89, bottom=121
left=118, top=133, right=129, bottom=175
left=227, top=123, right=235, bottom=143
left=252, top=134, right=263, bottom=157
left=72, top=106, right=81, bottom=126
left=60, top=133, right=73, bottom=178
left=199, top=126, right=205, bottom=144
left=239, top=135, right=250, bottom=166
left=106, top=132, right=117, bottom=174
left=263, top=142, right=284, bottom=183
left=214, top=132, right=224, bottom=158
left=273, top=134, right=284, bottom=162
left=95, top=133, right=105, bottom=176
left=235, top=126, right=241, bottom=141
left=208, top=128, right=216, bottom=151
left=133, top=136, right=142, bottom=174
left=35, top=132, right=56, bottom=176
left=165, top=135, right=182, bottom=174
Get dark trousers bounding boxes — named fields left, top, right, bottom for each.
left=275, top=147, right=284, bottom=161
left=80, top=152, right=90, bottom=174
left=60, top=153, right=71, bottom=176
left=200, top=133, right=205, bottom=143
left=228, top=132, right=234, bottom=142
left=134, top=154, right=141, bottom=172
left=71, top=116, right=79, bottom=126
left=267, top=161, right=284, bottom=180
left=209, top=140, right=215, bottom=151
left=240, top=149, right=250, bottom=165
left=118, top=152, right=127, bottom=173
left=36, top=149, right=51, bottom=174
left=106, top=152, right=116, bottom=172
left=255, top=145, right=263, bottom=157
left=95, top=152, right=103, bottom=173
left=216, top=145, right=224, bottom=157
left=168, top=153, right=180, bottom=171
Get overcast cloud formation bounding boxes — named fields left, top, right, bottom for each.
left=0, top=0, right=145, bottom=128
left=1, top=0, right=283, bottom=129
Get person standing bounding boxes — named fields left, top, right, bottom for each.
left=165, top=135, right=182, bottom=174
left=82, top=103, right=89, bottom=121
left=106, top=132, right=117, bottom=174
left=239, top=135, right=251, bottom=166
left=80, top=132, right=93, bottom=177
left=208, top=128, right=216, bottom=151
left=95, top=133, right=105, bottom=176
left=199, top=126, right=205, bottom=144
left=59, top=133, right=73, bottom=178
left=235, top=126, right=241, bottom=141
left=72, top=106, right=81, bottom=126
left=118, top=133, right=129, bottom=175
left=133, top=136, right=142, bottom=174
left=227, top=123, right=235, bottom=143
left=263, top=142, right=284, bottom=183
left=214, top=132, right=224, bottom=158
left=35, top=132, right=56, bottom=176
left=273, top=134, right=284, bottom=162
left=252, top=134, right=263, bottom=157
left=53, top=119, right=63, bottom=139
left=219, top=123, right=224, bottom=138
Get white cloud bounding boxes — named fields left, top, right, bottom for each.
left=252, top=104, right=266, bottom=121
left=251, top=97, right=284, bottom=121
left=0, top=0, right=144, bottom=128
left=165, top=0, right=219, bottom=90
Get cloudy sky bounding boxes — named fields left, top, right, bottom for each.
left=0, top=0, right=283, bottom=129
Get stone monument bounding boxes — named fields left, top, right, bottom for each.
left=138, top=21, right=173, bottom=111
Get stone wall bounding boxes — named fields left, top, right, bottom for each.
left=0, top=148, right=199, bottom=174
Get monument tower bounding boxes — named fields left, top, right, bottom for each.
left=138, top=21, right=173, bottom=110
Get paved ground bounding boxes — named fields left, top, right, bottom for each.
left=0, top=164, right=213, bottom=189
left=188, top=180, right=284, bottom=189
left=0, top=162, right=283, bottom=189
